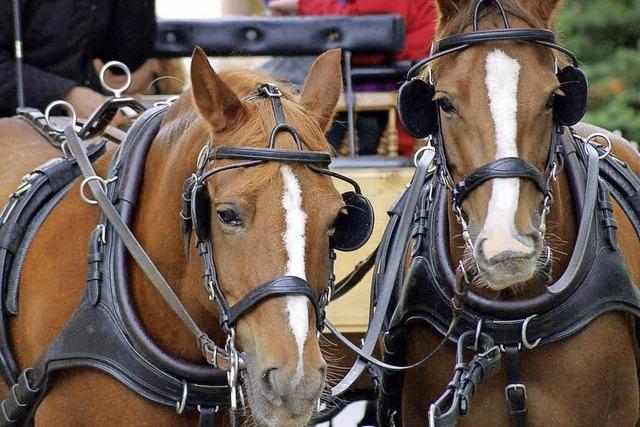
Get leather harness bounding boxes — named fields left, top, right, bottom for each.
left=0, top=83, right=372, bottom=426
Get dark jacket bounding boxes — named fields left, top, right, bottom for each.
left=0, top=0, right=156, bottom=116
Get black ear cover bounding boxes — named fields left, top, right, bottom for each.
left=191, top=184, right=212, bottom=243
left=554, top=66, right=589, bottom=126
left=331, top=191, right=375, bottom=252
left=397, top=78, right=439, bottom=139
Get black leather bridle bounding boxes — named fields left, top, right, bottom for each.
left=177, top=83, right=374, bottom=412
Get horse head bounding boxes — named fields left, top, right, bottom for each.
left=137, top=48, right=347, bottom=426
left=409, top=0, right=585, bottom=290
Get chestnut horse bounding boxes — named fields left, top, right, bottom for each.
left=386, top=0, right=640, bottom=425
left=0, top=48, right=347, bottom=426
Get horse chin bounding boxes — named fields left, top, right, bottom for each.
left=477, top=256, right=539, bottom=291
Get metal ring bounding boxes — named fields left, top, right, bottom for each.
left=175, top=380, right=188, bottom=414
left=413, top=144, right=435, bottom=168
left=521, top=314, right=541, bottom=350
left=44, top=100, right=77, bottom=133
left=586, top=133, right=612, bottom=159
left=79, top=176, right=116, bottom=205
left=99, top=60, right=132, bottom=98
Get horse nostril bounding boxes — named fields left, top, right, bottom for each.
left=261, top=368, right=284, bottom=406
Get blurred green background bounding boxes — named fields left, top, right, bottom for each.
left=558, top=0, right=640, bottom=145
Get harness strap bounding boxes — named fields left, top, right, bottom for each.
left=504, top=346, right=527, bottom=427
left=330, top=146, right=436, bottom=396
left=331, top=247, right=378, bottom=301
left=227, top=276, right=321, bottom=330
left=198, top=407, right=217, bottom=427
left=62, top=126, right=219, bottom=360
left=453, top=157, right=546, bottom=207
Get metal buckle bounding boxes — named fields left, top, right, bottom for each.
left=259, top=84, right=282, bottom=98
left=505, top=383, right=527, bottom=400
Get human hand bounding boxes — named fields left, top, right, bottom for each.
left=93, top=58, right=160, bottom=95
left=268, top=0, right=299, bottom=15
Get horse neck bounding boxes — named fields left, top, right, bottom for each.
left=447, top=172, right=578, bottom=299
left=129, top=102, right=223, bottom=362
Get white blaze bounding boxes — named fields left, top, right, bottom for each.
left=280, top=165, right=308, bottom=384
left=481, top=49, right=529, bottom=257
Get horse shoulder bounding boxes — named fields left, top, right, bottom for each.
left=0, top=118, right=61, bottom=197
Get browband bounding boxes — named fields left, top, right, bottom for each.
left=407, top=28, right=579, bottom=79
left=211, top=147, right=332, bottom=164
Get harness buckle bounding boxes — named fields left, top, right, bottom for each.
left=505, top=383, right=527, bottom=400
left=259, top=84, right=282, bottom=98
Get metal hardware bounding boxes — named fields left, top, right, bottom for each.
left=259, top=84, right=282, bottom=98
left=586, top=133, right=612, bottom=160
left=175, top=379, right=188, bottom=414
left=79, top=176, right=118, bottom=205
left=197, top=145, right=210, bottom=170
left=99, top=61, right=132, bottom=98
left=505, top=383, right=527, bottom=400
left=473, top=318, right=484, bottom=351
left=44, top=100, right=77, bottom=133
left=428, top=404, right=437, bottom=427
left=521, top=314, right=541, bottom=349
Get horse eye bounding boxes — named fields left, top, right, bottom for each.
left=216, top=209, right=243, bottom=226
left=439, top=97, right=456, bottom=114
left=545, top=93, right=556, bottom=110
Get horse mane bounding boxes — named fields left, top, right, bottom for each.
left=429, top=0, right=564, bottom=78
left=436, top=1, right=548, bottom=38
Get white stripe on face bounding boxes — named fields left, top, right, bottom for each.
left=280, top=165, right=308, bottom=384
left=480, top=50, right=530, bottom=257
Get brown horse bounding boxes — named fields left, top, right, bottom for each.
left=0, top=48, right=346, bottom=426
left=395, top=0, right=640, bottom=425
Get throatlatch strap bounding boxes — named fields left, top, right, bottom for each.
left=504, top=346, right=528, bottom=427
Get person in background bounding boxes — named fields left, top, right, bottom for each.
left=269, top=0, right=436, bottom=156
left=0, top=1, right=157, bottom=125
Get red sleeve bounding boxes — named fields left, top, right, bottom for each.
left=298, top=0, right=436, bottom=62
left=299, top=0, right=400, bottom=16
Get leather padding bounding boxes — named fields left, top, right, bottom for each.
left=397, top=79, right=438, bottom=139
left=192, top=184, right=212, bottom=243
left=554, top=66, right=589, bottom=126
left=332, top=191, right=375, bottom=252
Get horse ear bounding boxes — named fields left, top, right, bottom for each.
left=190, top=46, right=246, bottom=131
left=300, top=49, right=343, bottom=131
left=434, top=0, right=469, bottom=24
left=516, top=0, right=563, bottom=27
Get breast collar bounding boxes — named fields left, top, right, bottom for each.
left=384, top=129, right=640, bottom=349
